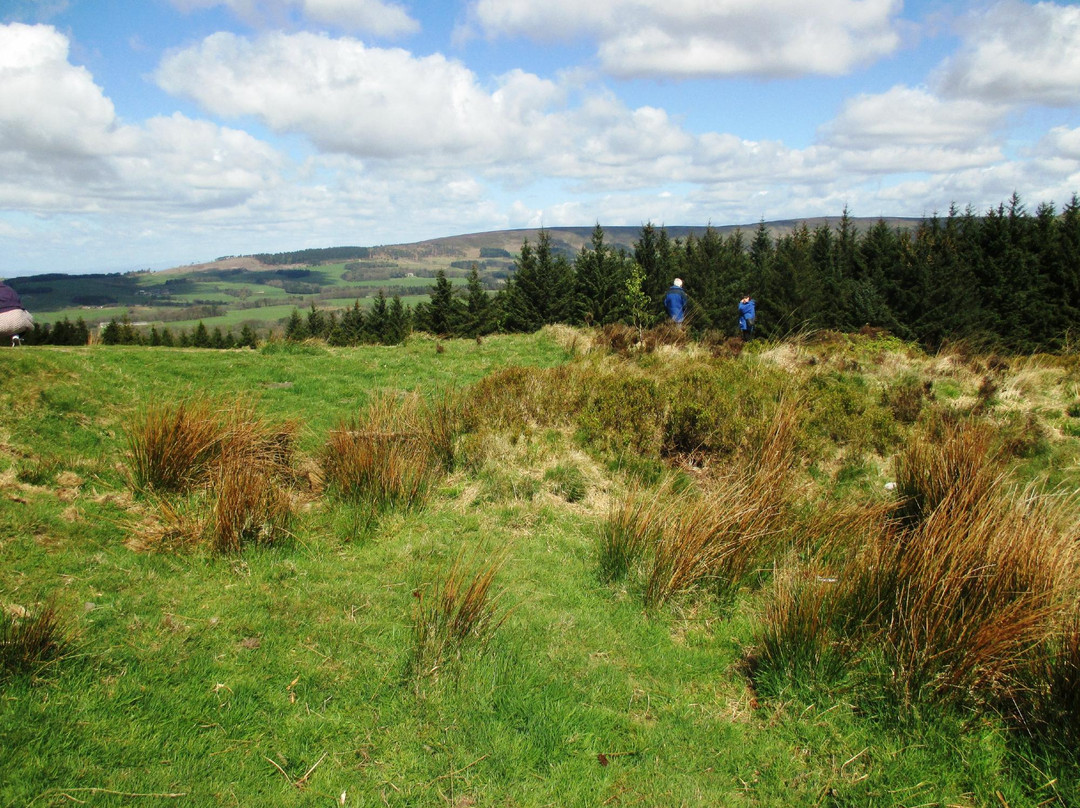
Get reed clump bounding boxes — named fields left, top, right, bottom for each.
left=322, top=390, right=461, bottom=513
left=753, top=421, right=1080, bottom=714
left=600, top=404, right=801, bottom=607
left=0, top=601, right=69, bottom=679
left=411, top=553, right=508, bottom=680
left=127, top=398, right=299, bottom=553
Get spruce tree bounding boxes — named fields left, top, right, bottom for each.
left=503, top=231, right=574, bottom=332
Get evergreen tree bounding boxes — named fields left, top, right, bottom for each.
left=386, top=295, right=410, bottom=344
left=503, top=230, right=574, bottom=332
left=574, top=224, right=631, bottom=326
left=427, top=270, right=459, bottom=337
left=192, top=321, right=211, bottom=348
left=367, top=289, right=391, bottom=343
left=306, top=303, right=328, bottom=339
left=100, top=319, right=121, bottom=345
left=238, top=324, right=258, bottom=349
left=284, top=308, right=308, bottom=341
left=160, top=327, right=175, bottom=348
left=463, top=265, right=494, bottom=337
left=340, top=300, right=365, bottom=344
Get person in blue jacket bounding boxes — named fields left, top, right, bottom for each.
left=664, top=278, right=687, bottom=324
left=738, top=294, right=756, bottom=340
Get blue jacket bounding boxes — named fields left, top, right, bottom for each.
left=664, top=286, right=687, bottom=323
left=738, top=298, right=756, bottom=330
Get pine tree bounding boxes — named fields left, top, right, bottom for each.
left=503, top=231, right=574, bottom=332
left=463, top=265, right=494, bottom=337
left=238, top=324, right=258, bottom=349
left=192, top=321, right=211, bottom=348
left=427, top=271, right=459, bottom=337
left=367, top=289, right=391, bottom=343
left=574, top=224, right=631, bottom=326
left=387, top=295, right=409, bottom=344
left=284, top=309, right=308, bottom=341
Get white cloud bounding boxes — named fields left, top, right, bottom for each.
left=169, top=0, right=419, bottom=37
left=0, top=24, right=281, bottom=216
left=156, top=32, right=564, bottom=161
left=824, top=86, right=1005, bottom=148
left=937, top=1, right=1080, bottom=106
left=466, top=0, right=903, bottom=78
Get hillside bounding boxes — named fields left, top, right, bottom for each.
left=1, top=330, right=1079, bottom=806
left=8, top=218, right=921, bottom=335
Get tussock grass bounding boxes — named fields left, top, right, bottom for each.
left=755, top=421, right=1080, bottom=713
left=127, top=398, right=299, bottom=552
left=411, top=552, right=508, bottom=679
left=126, top=398, right=222, bottom=492
left=322, top=390, right=454, bottom=515
left=127, top=398, right=298, bottom=493
left=600, top=404, right=802, bottom=607
left=0, top=601, right=69, bottom=679
left=207, top=457, right=294, bottom=553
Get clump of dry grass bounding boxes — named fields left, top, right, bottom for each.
left=0, top=601, right=69, bottom=679
left=411, top=552, right=508, bottom=679
left=127, top=398, right=222, bottom=492
left=208, top=458, right=295, bottom=553
left=127, top=398, right=299, bottom=553
left=127, top=398, right=298, bottom=493
left=600, top=404, right=801, bottom=607
left=322, top=391, right=452, bottom=513
left=754, top=421, right=1079, bottom=711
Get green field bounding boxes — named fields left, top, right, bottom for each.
left=2, top=329, right=1079, bottom=806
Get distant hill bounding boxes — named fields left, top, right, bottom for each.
left=158, top=217, right=921, bottom=275
left=10, top=217, right=923, bottom=332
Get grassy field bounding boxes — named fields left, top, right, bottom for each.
left=2, top=328, right=1079, bottom=807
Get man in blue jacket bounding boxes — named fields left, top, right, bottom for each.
left=738, top=294, right=756, bottom=340
left=664, top=278, right=687, bottom=324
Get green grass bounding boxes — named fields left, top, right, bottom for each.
left=2, top=330, right=1079, bottom=806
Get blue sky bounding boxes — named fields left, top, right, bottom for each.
left=2, top=0, right=1079, bottom=276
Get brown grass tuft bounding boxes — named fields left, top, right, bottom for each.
left=411, top=552, right=508, bottom=679
left=0, top=600, right=69, bottom=678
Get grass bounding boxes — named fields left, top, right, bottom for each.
left=3, top=329, right=1080, bottom=806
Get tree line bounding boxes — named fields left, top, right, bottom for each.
left=21, top=194, right=1080, bottom=352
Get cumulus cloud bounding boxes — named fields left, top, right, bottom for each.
left=156, top=32, right=567, bottom=161
left=937, top=1, right=1080, bottom=106
left=169, top=0, right=419, bottom=37
left=465, top=0, right=902, bottom=78
left=824, top=86, right=1005, bottom=149
left=0, top=23, right=281, bottom=215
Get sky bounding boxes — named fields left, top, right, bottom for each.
left=2, top=0, right=1080, bottom=277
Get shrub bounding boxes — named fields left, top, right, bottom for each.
left=881, top=376, right=933, bottom=424
left=578, top=372, right=663, bottom=456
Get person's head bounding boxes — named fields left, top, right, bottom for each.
left=741, top=294, right=750, bottom=303
left=673, top=278, right=683, bottom=288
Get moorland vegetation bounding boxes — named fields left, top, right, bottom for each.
left=3, top=323, right=1080, bottom=805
